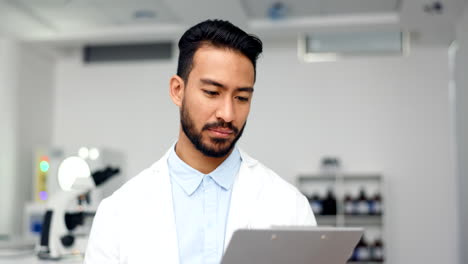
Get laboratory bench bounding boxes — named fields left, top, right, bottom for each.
left=0, top=255, right=82, bottom=264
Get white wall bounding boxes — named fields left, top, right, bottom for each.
left=53, top=49, right=180, bottom=177
left=455, top=5, right=468, bottom=264
left=250, top=41, right=458, bottom=264
left=53, top=40, right=457, bottom=264
left=15, top=43, right=55, bottom=235
left=0, top=38, right=19, bottom=236
left=0, top=38, right=55, bottom=236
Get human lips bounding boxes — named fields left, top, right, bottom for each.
left=207, top=127, right=234, bottom=138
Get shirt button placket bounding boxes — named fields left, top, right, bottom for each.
left=203, top=175, right=218, bottom=264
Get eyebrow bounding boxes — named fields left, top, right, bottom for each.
left=200, top=78, right=254, bottom=93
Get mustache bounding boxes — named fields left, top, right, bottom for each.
left=202, top=121, right=239, bottom=135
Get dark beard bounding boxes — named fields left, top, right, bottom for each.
left=180, top=102, right=246, bottom=158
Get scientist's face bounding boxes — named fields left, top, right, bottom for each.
left=179, top=45, right=255, bottom=157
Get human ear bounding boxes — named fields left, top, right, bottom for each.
left=169, top=75, right=185, bottom=107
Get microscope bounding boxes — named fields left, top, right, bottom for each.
left=37, top=155, right=120, bottom=260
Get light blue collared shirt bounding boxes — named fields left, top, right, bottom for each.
left=167, top=145, right=241, bottom=264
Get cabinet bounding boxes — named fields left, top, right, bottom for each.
left=297, top=173, right=385, bottom=264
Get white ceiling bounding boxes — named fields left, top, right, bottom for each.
left=242, top=0, right=399, bottom=18
left=0, top=0, right=465, bottom=47
left=9, top=0, right=179, bottom=30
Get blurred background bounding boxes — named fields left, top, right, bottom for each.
left=0, top=0, right=467, bottom=263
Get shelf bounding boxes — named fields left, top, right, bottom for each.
left=348, top=261, right=384, bottom=264
left=343, top=175, right=382, bottom=181
left=344, top=215, right=383, bottom=226
left=298, top=174, right=382, bottom=182
left=298, top=175, right=336, bottom=182
left=315, top=216, right=337, bottom=226
left=299, top=172, right=385, bottom=263
left=315, top=215, right=383, bottom=227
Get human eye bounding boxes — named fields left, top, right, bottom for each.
left=203, top=89, right=219, bottom=96
left=236, top=96, right=249, bottom=102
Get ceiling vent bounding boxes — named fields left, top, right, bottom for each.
left=83, top=42, right=172, bottom=63
left=298, top=31, right=409, bottom=62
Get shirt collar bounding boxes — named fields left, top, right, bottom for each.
left=209, top=147, right=240, bottom=190
left=167, top=144, right=241, bottom=196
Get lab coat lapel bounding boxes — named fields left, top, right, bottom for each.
left=224, top=150, right=261, bottom=251
left=135, top=151, right=180, bottom=263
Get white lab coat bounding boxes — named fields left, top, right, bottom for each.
left=84, top=148, right=316, bottom=264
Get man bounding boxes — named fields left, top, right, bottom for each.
left=84, top=19, right=316, bottom=264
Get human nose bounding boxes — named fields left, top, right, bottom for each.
left=216, top=98, right=235, bottom=123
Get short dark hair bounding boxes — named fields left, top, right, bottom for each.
left=176, top=19, right=263, bottom=83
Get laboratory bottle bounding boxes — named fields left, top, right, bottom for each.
left=309, top=193, right=323, bottom=215
left=354, top=236, right=370, bottom=262
left=356, top=189, right=370, bottom=215
left=322, top=189, right=337, bottom=215
left=370, top=193, right=383, bottom=215
left=370, top=238, right=384, bottom=262
left=344, top=193, right=354, bottom=215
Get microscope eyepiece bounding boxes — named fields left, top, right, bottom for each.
left=92, top=166, right=120, bottom=186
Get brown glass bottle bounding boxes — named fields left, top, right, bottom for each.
left=322, top=189, right=337, bottom=215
